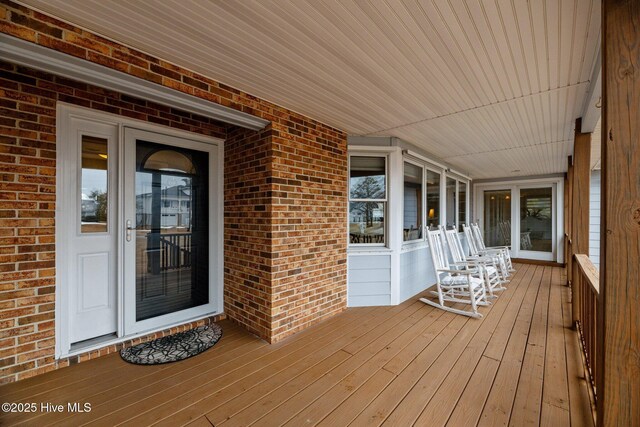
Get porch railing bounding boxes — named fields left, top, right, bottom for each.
left=572, top=254, right=599, bottom=406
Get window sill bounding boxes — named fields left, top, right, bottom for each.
left=348, top=246, right=392, bottom=255
left=401, top=241, right=429, bottom=253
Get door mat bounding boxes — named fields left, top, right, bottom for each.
left=120, top=324, right=223, bottom=365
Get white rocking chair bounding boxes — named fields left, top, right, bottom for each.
left=463, top=224, right=511, bottom=281
left=442, top=226, right=507, bottom=297
left=471, top=223, right=515, bottom=272
left=420, top=228, right=489, bottom=319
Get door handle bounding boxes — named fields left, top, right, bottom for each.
left=126, top=220, right=136, bottom=242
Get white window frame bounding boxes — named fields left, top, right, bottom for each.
left=425, top=167, right=443, bottom=231
left=402, top=158, right=425, bottom=244
left=348, top=153, right=389, bottom=248
left=444, top=174, right=470, bottom=232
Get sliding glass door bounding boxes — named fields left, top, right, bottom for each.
left=518, top=186, right=554, bottom=259
left=477, top=182, right=559, bottom=262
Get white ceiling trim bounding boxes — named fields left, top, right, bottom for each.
left=0, top=33, right=269, bottom=131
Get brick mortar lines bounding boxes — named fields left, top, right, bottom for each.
left=0, top=0, right=348, bottom=382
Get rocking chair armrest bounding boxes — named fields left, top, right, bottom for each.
left=484, top=245, right=510, bottom=250
left=466, top=256, right=496, bottom=263
left=436, top=268, right=479, bottom=275
left=478, top=248, right=503, bottom=255
left=451, top=261, right=478, bottom=267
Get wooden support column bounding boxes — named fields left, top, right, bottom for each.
left=565, top=156, right=573, bottom=286
left=600, top=1, right=640, bottom=425
left=571, top=119, right=591, bottom=323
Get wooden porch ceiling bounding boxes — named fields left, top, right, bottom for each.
left=0, top=264, right=593, bottom=426
left=17, top=0, right=601, bottom=179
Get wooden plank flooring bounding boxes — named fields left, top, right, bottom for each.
left=0, top=264, right=594, bottom=426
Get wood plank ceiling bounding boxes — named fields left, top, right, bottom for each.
left=21, top=0, right=601, bottom=179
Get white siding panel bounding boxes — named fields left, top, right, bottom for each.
left=589, top=170, right=601, bottom=268
left=348, top=254, right=391, bottom=307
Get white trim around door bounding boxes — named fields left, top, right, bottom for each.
left=473, top=177, right=564, bottom=263
left=56, top=103, right=224, bottom=358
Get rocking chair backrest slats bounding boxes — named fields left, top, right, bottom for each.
left=471, top=223, right=486, bottom=250
left=463, top=224, right=479, bottom=256
left=443, top=226, right=466, bottom=263
left=426, top=228, right=449, bottom=272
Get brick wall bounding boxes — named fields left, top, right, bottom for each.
left=0, top=0, right=348, bottom=383
left=224, top=125, right=275, bottom=340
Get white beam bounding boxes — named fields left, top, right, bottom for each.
left=0, top=34, right=270, bottom=131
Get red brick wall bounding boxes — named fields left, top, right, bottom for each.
left=0, top=1, right=348, bottom=383
left=224, top=125, right=276, bottom=340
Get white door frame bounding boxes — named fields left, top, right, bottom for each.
left=122, top=127, right=220, bottom=335
left=56, top=103, right=224, bottom=358
left=473, top=177, right=564, bottom=263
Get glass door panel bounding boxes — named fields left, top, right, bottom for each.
left=124, top=127, right=218, bottom=335
left=134, top=141, right=209, bottom=321
left=483, top=190, right=511, bottom=247
left=519, top=187, right=553, bottom=253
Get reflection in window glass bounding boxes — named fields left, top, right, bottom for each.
left=81, top=135, right=108, bottom=233
left=135, top=140, right=208, bottom=321
left=458, top=181, right=467, bottom=232
left=446, top=177, right=457, bottom=229
left=520, top=187, right=553, bottom=252
left=427, top=170, right=440, bottom=229
left=349, top=156, right=386, bottom=245
left=484, top=190, right=511, bottom=247
left=403, top=162, right=422, bottom=241
left=349, top=202, right=385, bottom=245
left=349, top=156, right=386, bottom=200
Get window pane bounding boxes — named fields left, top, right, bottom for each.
left=446, top=177, right=457, bottom=229
left=520, top=187, right=553, bottom=252
left=403, top=162, right=423, bottom=241
left=427, top=170, right=440, bottom=229
left=81, top=135, right=108, bottom=233
left=350, top=156, right=385, bottom=200
left=458, top=181, right=467, bottom=232
left=349, top=202, right=385, bottom=244
left=483, top=190, right=511, bottom=247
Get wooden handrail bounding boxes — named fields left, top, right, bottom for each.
left=572, top=253, right=599, bottom=420
left=574, top=254, right=599, bottom=293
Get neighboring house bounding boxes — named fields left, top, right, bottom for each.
left=136, top=185, right=192, bottom=228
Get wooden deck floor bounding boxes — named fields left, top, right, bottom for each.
left=0, top=264, right=594, bottom=426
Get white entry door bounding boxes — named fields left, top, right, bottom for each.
left=122, top=128, right=219, bottom=335
left=58, top=105, right=223, bottom=356
left=63, top=117, right=118, bottom=344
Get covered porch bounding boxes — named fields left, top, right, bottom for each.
left=0, top=264, right=595, bottom=426
left=0, top=0, right=638, bottom=425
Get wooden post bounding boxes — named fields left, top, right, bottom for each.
left=565, top=156, right=573, bottom=286
left=600, top=1, right=640, bottom=425
left=571, top=120, right=591, bottom=323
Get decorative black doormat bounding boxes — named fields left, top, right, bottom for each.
left=120, top=324, right=223, bottom=365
